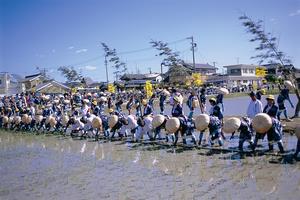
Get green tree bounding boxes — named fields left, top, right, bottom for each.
left=58, top=66, right=83, bottom=83
left=101, top=43, right=127, bottom=81
left=240, top=14, right=300, bottom=117
left=150, top=40, right=185, bottom=66
left=151, top=40, right=192, bottom=85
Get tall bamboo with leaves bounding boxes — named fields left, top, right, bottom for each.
left=239, top=14, right=300, bottom=118
left=150, top=40, right=192, bottom=84
left=101, top=43, right=127, bottom=81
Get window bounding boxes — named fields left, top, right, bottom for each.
left=249, top=69, right=254, bottom=74
left=0, top=80, right=2, bottom=85
left=243, top=80, right=248, bottom=83
left=230, top=69, right=241, bottom=75
left=243, top=69, right=248, bottom=73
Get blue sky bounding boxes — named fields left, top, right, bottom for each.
left=1, top=0, right=300, bottom=82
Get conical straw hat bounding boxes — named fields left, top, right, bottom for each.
left=163, top=89, right=170, bottom=96
left=165, top=117, right=180, bottom=133
left=49, top=116, right=57, bottom=127
left=14, top=116, right=21, bottom=124
left=195, top=114, right=210, bottom=131
left=35, top=115, right=43, bottom=123
left=192, top=99, right=200, bottom=108
left=92, top=117, right=102, bottom=129
left=152, top=114, right=165, bottom=129
left=217, top=87, right=229, bottom=95
left=223, top=117, right=241, bottom=134
left=22, top=114, right=28, bottom=123
left=83, top=99, right=90, bottom=104
left=26, top=116, right=32, bottom=125
left=62, top=115, right=69, bottom=126
left=108, top=115, right=118, bottom=128
left=284, top=80, right=295, bottom=89
left=3, top=116, right=8, bottom=124
left=53, top=99, right=59, bottom=104
left=99, top=96, right=107, bottom=102
left=64, top=100, right=70, bottom=104
left=252, top=113, right=272, bottom=134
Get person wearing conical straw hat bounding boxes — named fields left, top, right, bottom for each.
left=253, top=95, right=277, bottom=150
left=197, top=114, right=223, bottom=146
left=152, top=114, right=168, bottom=140
left=253, top=110, right=284, bottom=153
left=171, top=96, right=183, bottom=118
left=229, top=117, right=255, bottom=152
left=266, top=115, right=285, bottom=153
left=263, top=95, right=278, bottom=118
left=170, top=95, right=189, bottom=145
left=91, top=100, right=100, bottom=116
left=142, top=99, right=153, bottom=117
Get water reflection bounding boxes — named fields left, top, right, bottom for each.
left=0, top=131, right=299, bottom=200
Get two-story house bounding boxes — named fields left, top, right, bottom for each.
left=206, top=64, right=263, bottom=88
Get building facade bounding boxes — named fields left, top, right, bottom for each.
left=35, top=80, right=71, bottom=94
left=22, top=73, right=48, bottom=91
left=206, top=64, right=263, bottom=88
left=120, top=73, right=162, bottom=88
left=192, top=63, right=217, bottom=75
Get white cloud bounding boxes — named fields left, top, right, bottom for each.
left=289, top=9, right=300, bottom=16
left=68, top=46, right=74, bottom=50
left=83, top=65, right=97, bottom=71
left=75, top=48, right=88, bottom=53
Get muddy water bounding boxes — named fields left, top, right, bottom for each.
left=0, top=131, right=299, bottom=200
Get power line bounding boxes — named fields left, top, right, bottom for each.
left=60, top=37, right=190, bottom=67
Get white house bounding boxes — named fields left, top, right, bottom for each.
left=206, top=64, right=263, bottom=88
left=120, top=73, right=162, bottom=88
left=222, top=64, right=262, bottom=87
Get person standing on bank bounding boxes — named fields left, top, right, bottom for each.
left=263, top=95, right=278, bottom=117
left=159, top=91, right=166, bottom=115
left=199, top=88, right=206, bottom=114
left=247, top=91, right=263, bottom=119
left=187, top=90, right=198, bottom=119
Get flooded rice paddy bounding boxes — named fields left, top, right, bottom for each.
left=0, top=130, right=299, bottom=200
left=0, top=94, right=299, bottom=200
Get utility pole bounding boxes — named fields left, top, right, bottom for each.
left=187, top=36, right=196, bottom=69
left=212, top=61, right=216, bottom=67
left=105, top=55, right=109, bottom=84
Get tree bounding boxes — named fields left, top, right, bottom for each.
left=101, top=43, right=127, bottom=81
left=58, top=66, right=83, bottom=83
left=151, top=40, right=192, bottom=85
left=150, top=40, right=185, bottom=66
left=239, top=14, right=300, bottom=117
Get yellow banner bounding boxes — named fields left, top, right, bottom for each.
left=144, top=81, right=153, bottom=98
left=108, top=83, right=115, bottom=93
